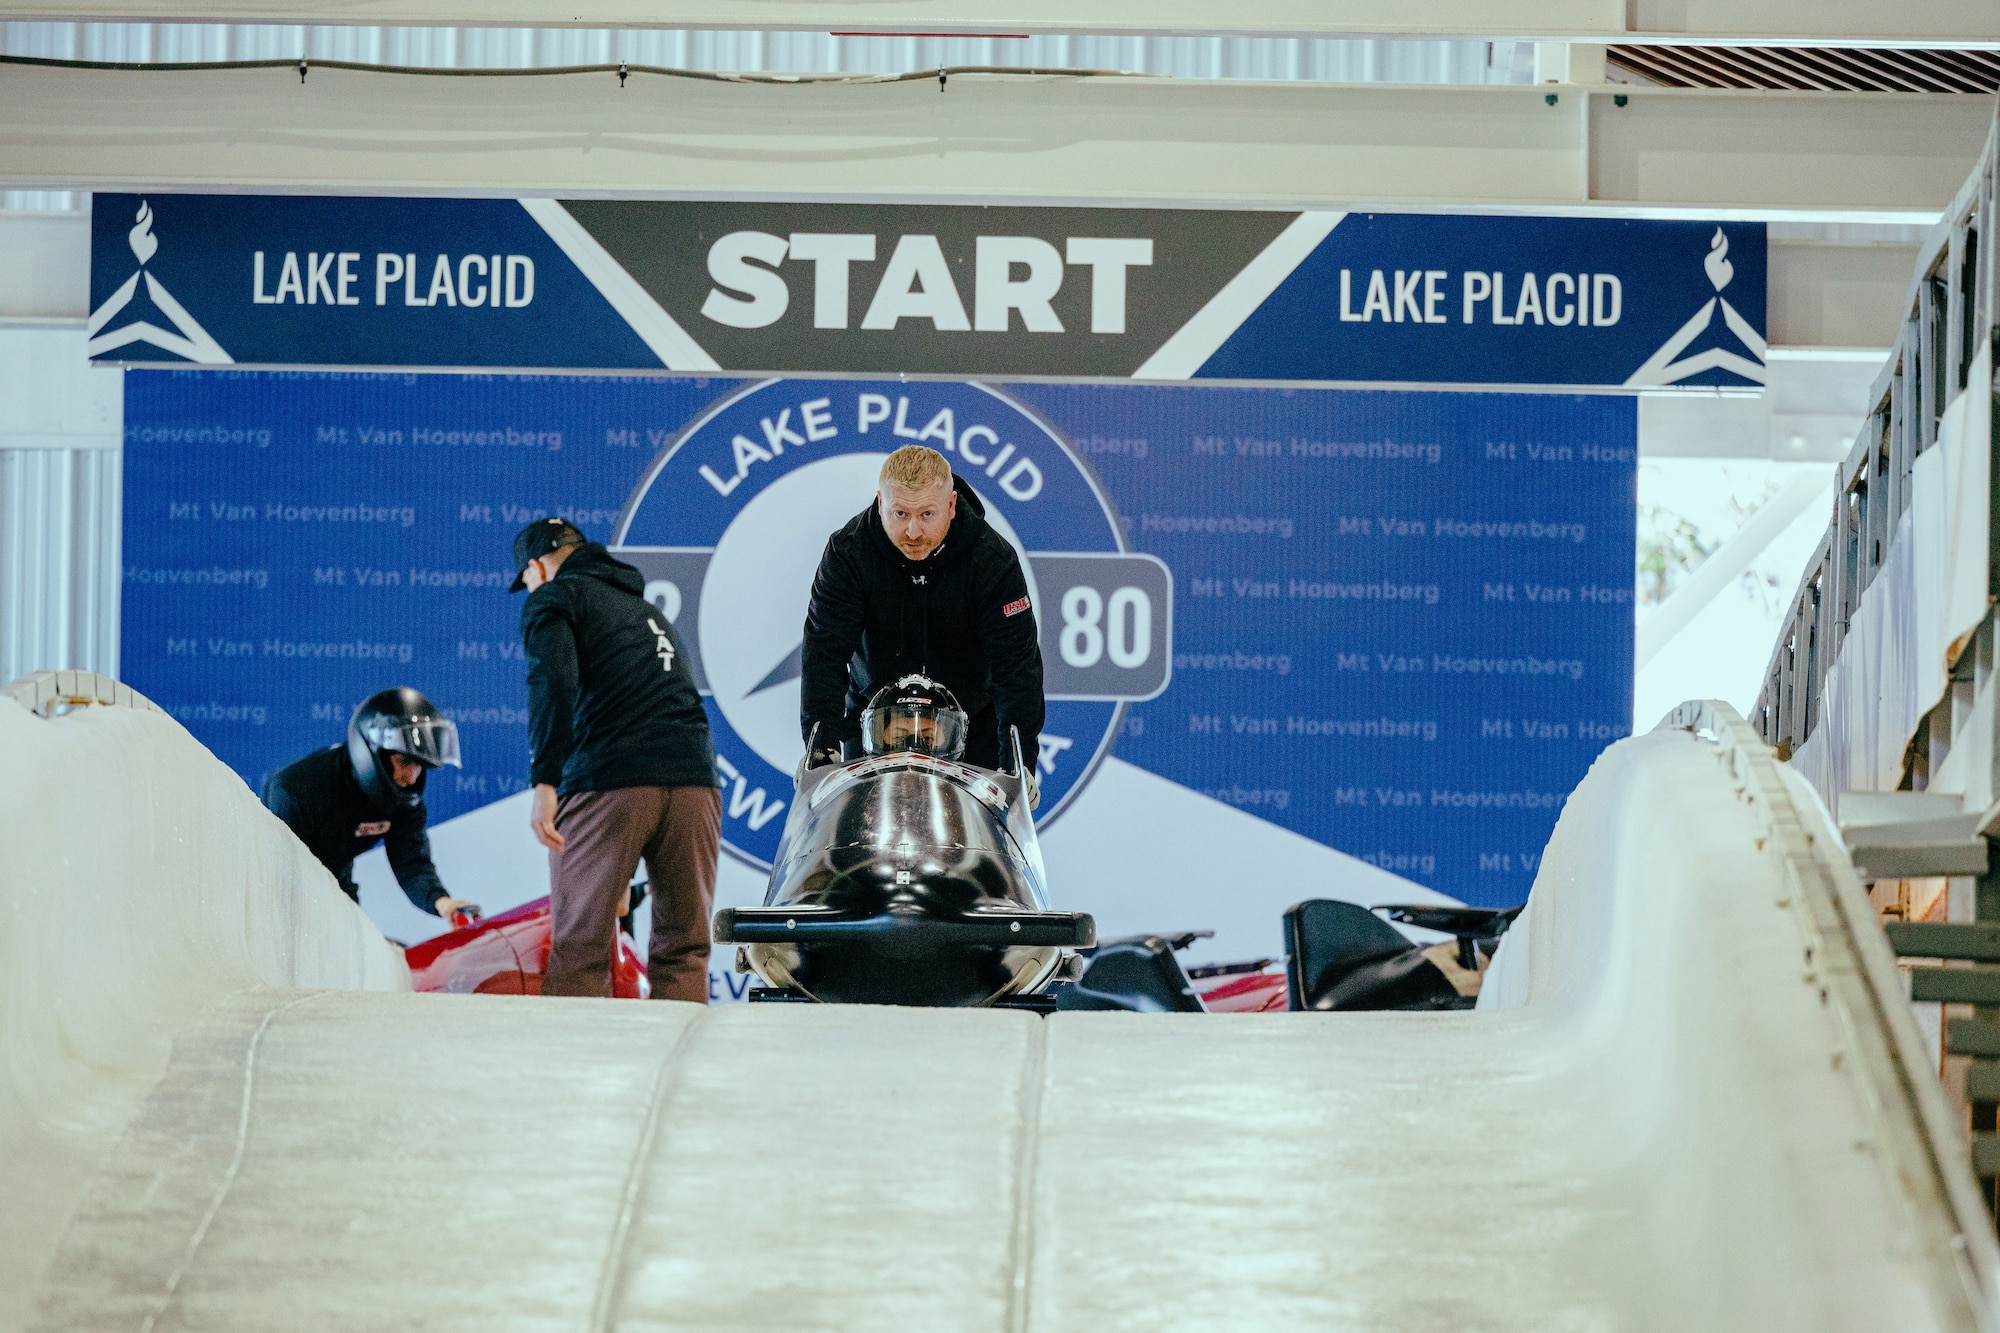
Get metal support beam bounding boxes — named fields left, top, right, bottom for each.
left=0, top=68, right=1988, bottom=217
left=0, top=0, right=1995, bottom=46
left=1769, top=236, right=1926, bottom=348
left=1840, top=791, right=1992, bottom=880
left=0, top=210, right=86, bottom=322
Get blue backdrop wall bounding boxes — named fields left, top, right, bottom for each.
left=122, top=370, right=1635, bottom=909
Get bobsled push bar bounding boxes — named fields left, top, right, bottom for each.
left=1377, top=904, right=1524, bottom=971
left=715, top=906, right=1096, bottom=949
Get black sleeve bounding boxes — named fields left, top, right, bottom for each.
left=261, top=767, right=353, bottom=894
left=385, top=803, right=449, bottom=914
left=800, top=536, right=869, bottom=746
left=523, top=587, right=580, bottom=789
left=971, top=543, right=1046, bottom=769
left=260, top=772, right=305, bottom=834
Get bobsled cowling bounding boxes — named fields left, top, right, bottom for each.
left=717, top=730, right=1094, bottom=1006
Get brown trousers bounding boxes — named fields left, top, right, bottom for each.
left=545, top=785, right=721, bottom=1002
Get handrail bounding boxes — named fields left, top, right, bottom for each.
left=1754, top=99, right=1999, bottom=792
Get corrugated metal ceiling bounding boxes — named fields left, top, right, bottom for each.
left=1, top=22, right=1524, bottom=83
left=1608, top=44, right=2000, bottom=92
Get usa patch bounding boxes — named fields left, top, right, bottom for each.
left=1003, top=595, right=1031, bottom=618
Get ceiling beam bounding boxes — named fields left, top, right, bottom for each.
left=0, top=67, right=1987, bottom=219
left=1768, top=236, right=1925, bottom=347
left=0, top=0, right=1995, bottom=46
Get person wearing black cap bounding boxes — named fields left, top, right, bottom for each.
left=261, top=687, right=481, bottom=924
left=511, top=516, right=720, bottom=1002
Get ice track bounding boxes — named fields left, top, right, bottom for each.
left=0, top=677, right=406, bottom=1332
left=4, top=680, right=1996, bottom=1330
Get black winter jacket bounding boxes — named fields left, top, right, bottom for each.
left=801, top=475, right=1045, bottom=764
left=522, top=543, right=716, bottom=795
left=261, top=744, right=448, bottom=912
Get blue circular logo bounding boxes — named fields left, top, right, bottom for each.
left=615, top=379, right=1157, bottom=868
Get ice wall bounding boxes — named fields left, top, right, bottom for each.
left=0, top=686, right=406, bottom=1331
left=13, top=702, right=1997, bottom=1330
left=1479, top=722, right=1993, bottom=1326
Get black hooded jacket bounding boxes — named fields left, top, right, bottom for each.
left=801, top=475, right=1045, bottom=766
left=261, top=744, right=448, bottom=912
left=521, top=542, right=715, bottom=795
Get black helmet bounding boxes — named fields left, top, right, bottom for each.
left=346, top=687, right=462, bottom=810
left=861, top=674, right=968, bottom=760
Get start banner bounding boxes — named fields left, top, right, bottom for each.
left=90, top=195, right=1766, bottom=391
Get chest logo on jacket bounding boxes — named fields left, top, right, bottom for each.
left=614, top=378, right=1171, bottom=868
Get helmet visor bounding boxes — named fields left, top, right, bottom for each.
left=863, top=702, right=967, bottom=760
left=362, top=714, right=462, bottom=768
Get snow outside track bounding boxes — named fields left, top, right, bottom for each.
left=4, top=684, right=1997, bottom=1330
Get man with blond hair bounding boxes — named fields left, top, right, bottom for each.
left=800, top=445, right=1045, bottom=788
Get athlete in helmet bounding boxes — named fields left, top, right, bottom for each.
left=861, top=675, right=970, bottom=760
left=261, top=688, right=481, bottom=925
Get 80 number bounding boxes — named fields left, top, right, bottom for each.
left=1059, top=585, right=1152, bottom=669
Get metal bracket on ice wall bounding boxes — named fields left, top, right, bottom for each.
left=1, top=670, right=162, bottom=718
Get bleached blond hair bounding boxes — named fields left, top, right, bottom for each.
left=879, top=445, right=953, bottom=494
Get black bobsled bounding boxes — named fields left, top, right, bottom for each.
left=1284, top=900, right=1522, bottom=1011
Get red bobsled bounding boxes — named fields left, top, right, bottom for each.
left=405, top=896, right=647, bottom=999
left=1186, top=960, right=1290, bottom=1013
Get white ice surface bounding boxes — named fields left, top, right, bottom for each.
left=0, top=695, right=407, bottom=1332
left=12, top=715, right=1990, bottom=1330
left=354, top=755, right=1449, bottom=973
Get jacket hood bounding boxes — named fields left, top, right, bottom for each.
left=863, top=473, right=991, bottom=569
left=555, top=542, right=647, bottom=596
left=949, top=474, right=987, bottom=518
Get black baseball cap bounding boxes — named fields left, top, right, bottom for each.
left=509, top=517, right=585, bottom=592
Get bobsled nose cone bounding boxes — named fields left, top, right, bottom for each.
left=744, top=751, right=1088, bottom=1005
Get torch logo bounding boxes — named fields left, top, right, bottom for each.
left=86, top=200, right=233, bottom=365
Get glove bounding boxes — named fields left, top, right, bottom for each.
left=437, top=897, right=483, bottom=929
left=1025, top=770, right=1041, bottom=811
left=803, top=722, right=844, bottom=771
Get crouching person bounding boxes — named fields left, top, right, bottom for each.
left=262, top=688, right=480, bottom=925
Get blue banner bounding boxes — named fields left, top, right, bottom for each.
left=92, top=194, right=1764, bottom=392
left=123, top=370, right=1633, bottom=911
left=1194, top=213, right=1767, bottom=390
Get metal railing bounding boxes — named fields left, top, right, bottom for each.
left=1755, top=105, right=1999, bottom=776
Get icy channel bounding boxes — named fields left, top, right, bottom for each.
left=3, top=685, right=1991, bottom=1330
